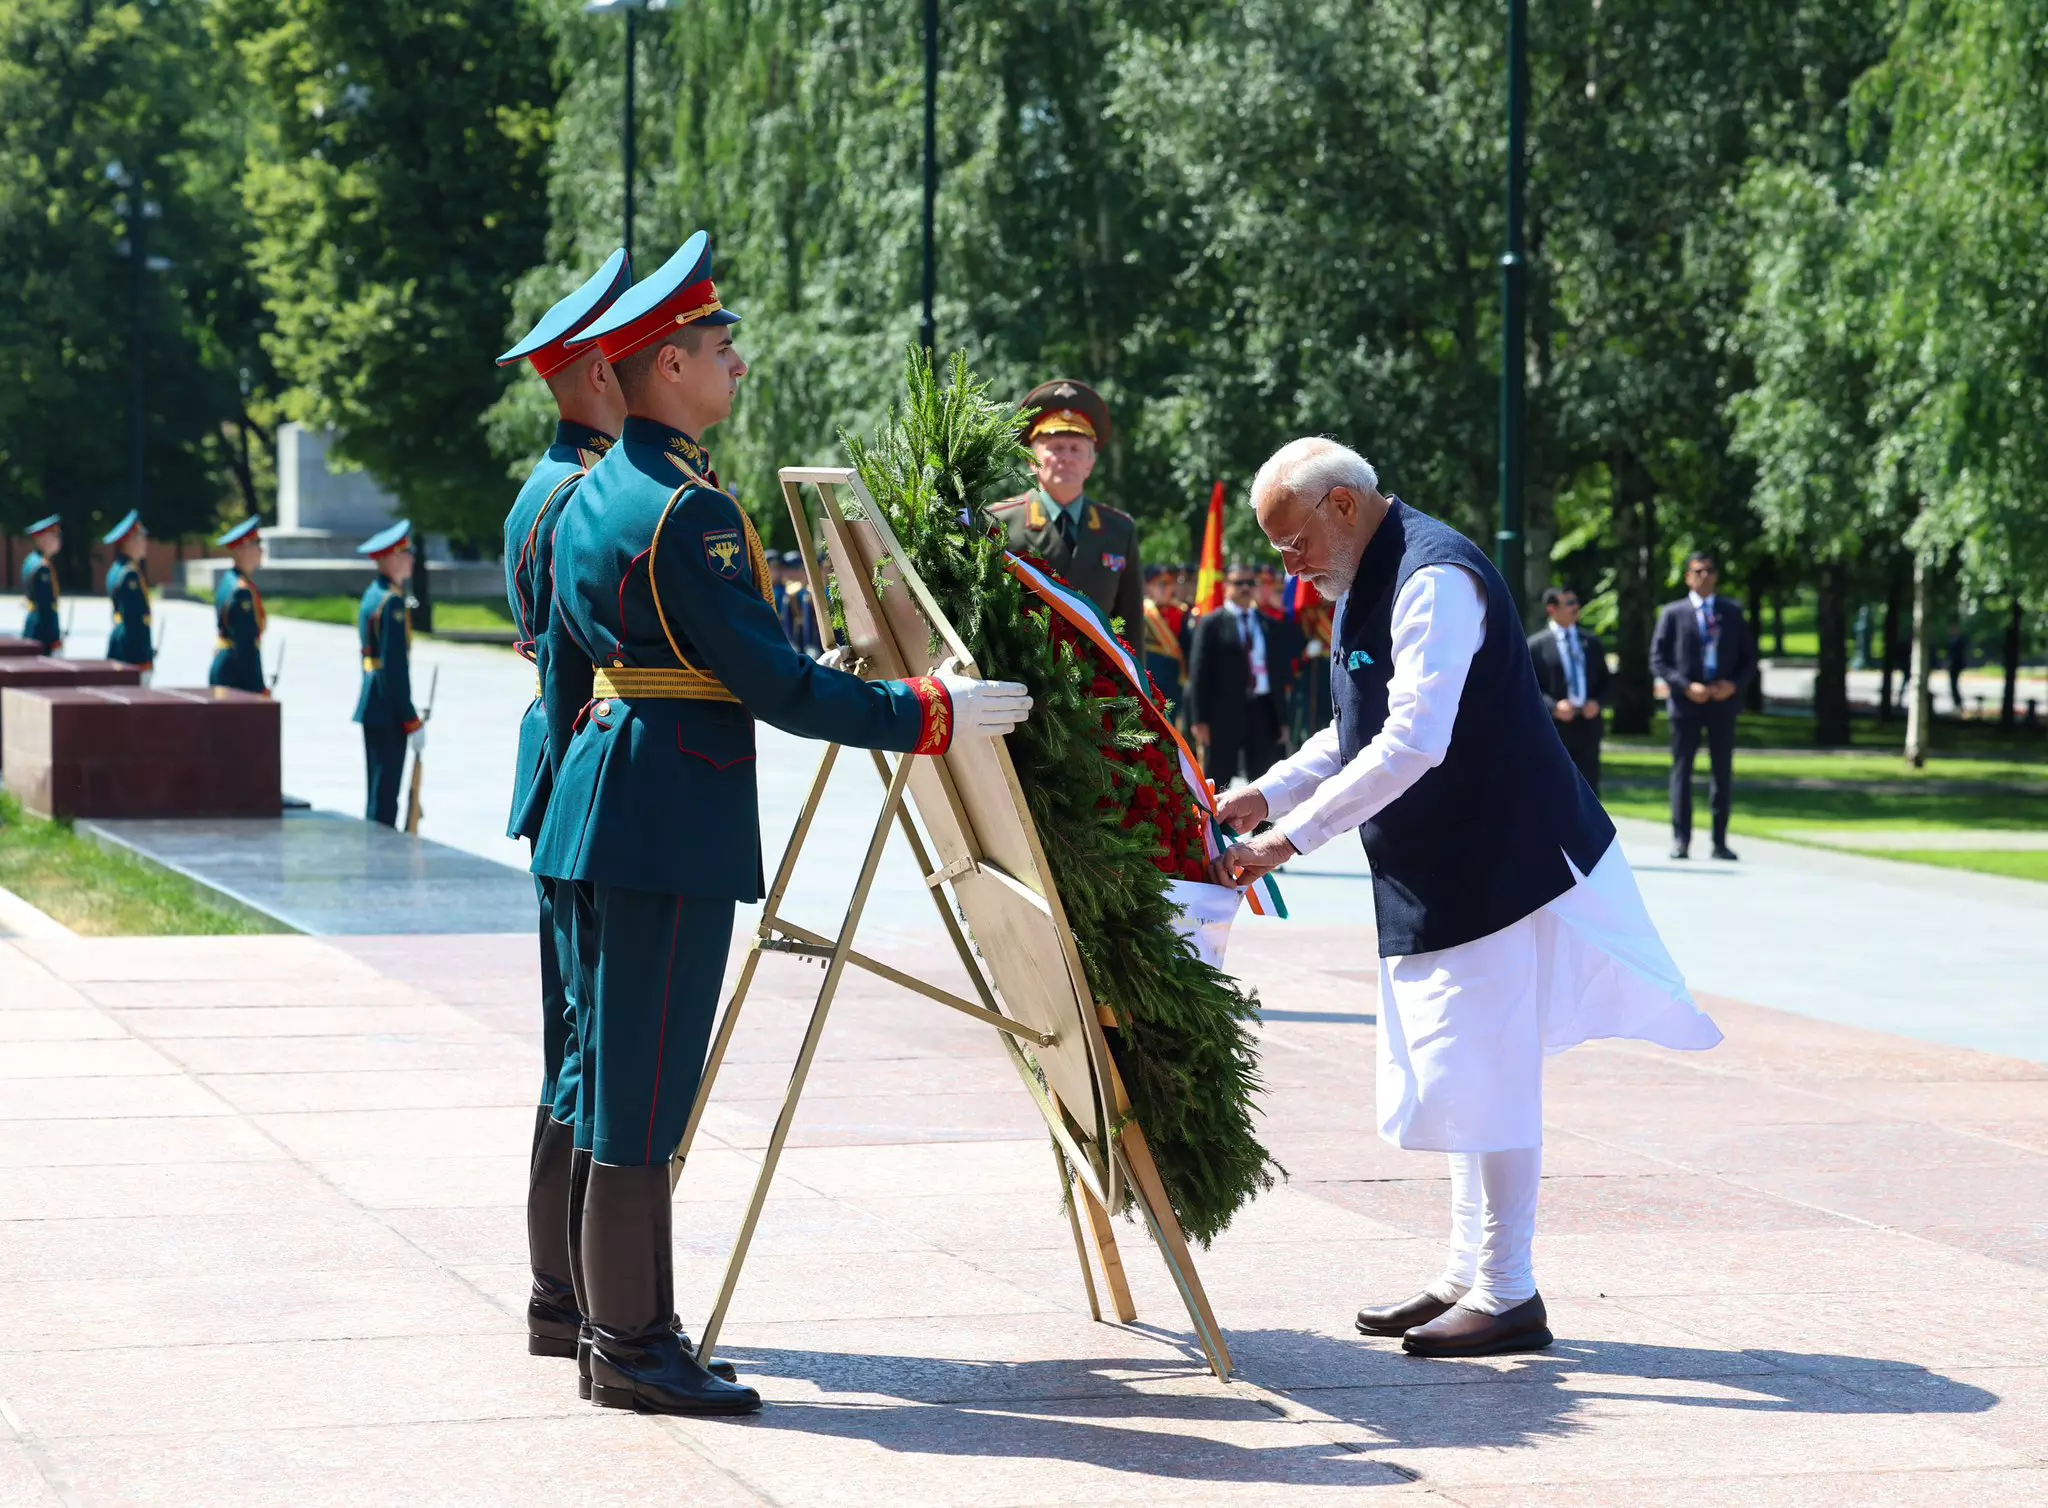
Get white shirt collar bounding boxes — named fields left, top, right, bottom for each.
left=1689, top=590, right=1715, bottom=612
left=1548, top=619, right=1577, bottom=639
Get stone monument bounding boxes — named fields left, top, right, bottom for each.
left=182, top=423, right=499, bottom=598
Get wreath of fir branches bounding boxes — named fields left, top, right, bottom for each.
left=844, top=350, right=1276, bottom=1244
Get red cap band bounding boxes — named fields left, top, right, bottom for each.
left=593, top=278, right=722, bottom=364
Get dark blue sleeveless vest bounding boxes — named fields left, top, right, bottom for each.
left=1332, top=499, right=1614, bottom=956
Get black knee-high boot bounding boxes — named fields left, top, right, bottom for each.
left=582, top=1161, right=760, bottom=1415
left=526, top=1114, right=581, bottom=1358
left=568, top=1145, right=594, bottom=1397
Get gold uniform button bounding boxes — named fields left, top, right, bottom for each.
left=594, top=699, right=612, bottom=718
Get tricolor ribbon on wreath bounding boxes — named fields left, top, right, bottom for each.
left=1002, top=553, right=1288, bottom=944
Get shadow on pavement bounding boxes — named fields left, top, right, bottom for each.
left=703, top=1331, right=1998, bottom=1481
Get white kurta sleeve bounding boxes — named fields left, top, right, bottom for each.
left=1271, top=564, right=1488, bottom=856
left=1249, top=723, right=1344, bottom=822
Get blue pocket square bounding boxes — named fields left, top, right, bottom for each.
left=1347, top=649, right=1376, bottom=670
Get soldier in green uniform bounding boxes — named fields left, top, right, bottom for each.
left=984, top=379, right=1144, bottom=636
left=352, top=520, right=422, bottom=827
left=102, top=510, right=154, bottom=677
left=535, top=233, right=1031, bottom=1416
left=208, top=518, right=267, bottom=693
left=493, top=247, right=631, bottom=1365
left=19, top=513, right=62, bottom=652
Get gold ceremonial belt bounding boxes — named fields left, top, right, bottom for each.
left=591, top=665, right=738, bottom=704
left=362, top=656, right=382, bottom=672
left=216, top=637, right=232, bottom=650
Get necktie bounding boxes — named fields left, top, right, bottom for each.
left=1699, top=600, right=1719, bottom=679
left=1565, top=629, right=1585, bottom=704
left=1055, top=507, right=1076, bottom=553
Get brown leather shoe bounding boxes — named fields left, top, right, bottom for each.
left=1356, top=1286, right=1465, bottom=1337
left=1401, top=1293, right=1553, bottom=1357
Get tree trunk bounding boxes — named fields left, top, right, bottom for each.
left=1904, top=552, right=1934, bottom=767
left=2001, top=596, right=2022, bottom=727
left=1813, top=560, right=1851, bottom=745
left=1610, top=450, right=1658, bottom=736
left=1772, top=587, right=1786, bottom=656
left=1878, top=563, right=1906, bottom=722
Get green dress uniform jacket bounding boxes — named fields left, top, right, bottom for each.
left=531, top=416, right=950, bottom=901
left=20, top=551, right=60, bottom=651
left=505, top=421, right=613, bottom=843
left=503, top=420, right=611, bottom=1128
left=531, top=415, right=951, bottom=1167
left=353, top=574, right=421, bottom=827
left=353, top=577, right=422, bottom=733
left=207, top=568, right=265, bottom=692
left=984, top=489, right=1144, bottom=639
left=105, top=559, right=153, bottom=667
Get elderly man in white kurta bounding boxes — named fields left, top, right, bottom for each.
left=1217, top=438, right=1721, bottom=1357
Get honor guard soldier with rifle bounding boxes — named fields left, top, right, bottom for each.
left=20, top=513, right=62, bottom=652
left=493, top=246, right=632, bottom=1367
left=533, top=232, right=1032, bottom=1417
left=985, top=379, right=1144, bottom=637
left=209, top=518, right=267, bottom=693
left=352, top=520, right=423, bottom=827
left=102, top=511, right=154, bottom=679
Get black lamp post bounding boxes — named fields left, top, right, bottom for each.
left=109, top=160, right=171, bottom=523
left=921, top=0, right=938, bottom=355
left=1497, top=0, right=1528, bottom=620
left=586, top=0, right=668, bottom=266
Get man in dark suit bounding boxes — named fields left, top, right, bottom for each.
left=1526, top=586, right=1610, bottom=793
left=1187, top=565, right=1285, bottom=785
left=1650, top=552, right=1756, bottom=860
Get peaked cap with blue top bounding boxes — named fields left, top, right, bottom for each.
left=566, top=231, right=739, bottom=365
left=217, top=518, right=261, bottom=547
left=357, top=520, right=412, bottom=558
left=26, top=513, right=60, bottom=537
left=496, top=249, right=632, bottom=378
left=102, top=510, right=144, bottom=546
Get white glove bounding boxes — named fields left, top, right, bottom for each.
left=933, top=655, right=1031, bottom=738
left=409, top=727, right=427, bottom=756
left=817, top=646, right=851, bottom=671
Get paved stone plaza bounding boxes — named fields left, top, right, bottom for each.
left=2, top=909, right=2045, bottom=1506
left=13, top=592, right=2043, bottom=1504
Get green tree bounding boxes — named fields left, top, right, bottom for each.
left=0, top=0, right=268, bottom=570
left=219, top=0, right=557, bottom=552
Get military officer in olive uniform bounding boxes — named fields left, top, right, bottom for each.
left=534, top=233, right=1031, bottom=1417
left=20, top=513, right=62, bottom=652
left=493, top=246, right=632, bottom=1366
left=985, top=379, right=1144, bottom=636
left=208, top=518, right=267, bottom=693
left=103, top=510, right=154, bottom=676
left=352, top=520, right=423, bottom=827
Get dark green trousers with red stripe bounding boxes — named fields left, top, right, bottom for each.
left=565, top=882, right=735, bottom=1166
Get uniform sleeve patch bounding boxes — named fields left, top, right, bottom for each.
left=703, top=528, right=744, bottom=579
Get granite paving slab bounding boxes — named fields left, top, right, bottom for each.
left=3, top=927, right=2046, bottom=1505
left=80, top=811, right=536, bottom=934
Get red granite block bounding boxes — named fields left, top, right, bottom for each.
left=0, top=634, right=44, bottom=657
left=0, top=658, right=144, bottom=747
left=2, top=686, right=279, bottom=818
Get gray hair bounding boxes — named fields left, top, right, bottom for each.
left=1249, top=437, right=1379, bottom=510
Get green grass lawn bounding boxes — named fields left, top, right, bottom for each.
left=1872, top=850, right=2048, bottom=883
left=1602, top=711, right=2048, bottom=882
left=0, top=794, right=283, bottom=936
left=261, top=596, right=514, bottom=635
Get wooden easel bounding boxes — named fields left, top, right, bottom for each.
left=671, top=468, right=1232, bottom=1381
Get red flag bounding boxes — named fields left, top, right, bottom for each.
left=1194, top=481, right=1226, bottom=614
